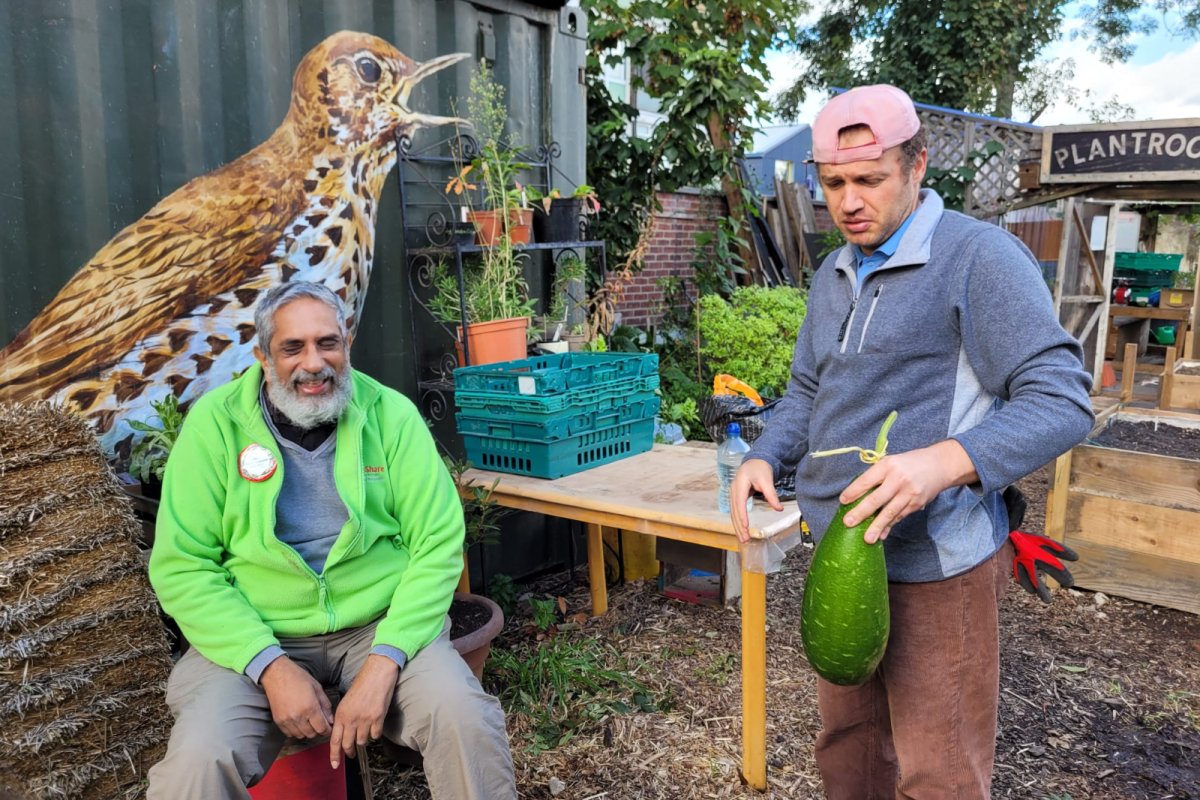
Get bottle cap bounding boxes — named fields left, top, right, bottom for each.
left=727, top=422, right=740, bottom=437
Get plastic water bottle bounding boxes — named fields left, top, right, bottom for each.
left=717, top=422, right=753, bottom=515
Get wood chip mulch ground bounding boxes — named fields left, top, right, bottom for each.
left=372, top=465, right=1200, bottom=799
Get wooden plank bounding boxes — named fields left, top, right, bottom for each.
left=778, top=180, right=810, bottom=276
left=1065, top=492, right=1200, bottom=566
left=1059, top=537, right=1200, bottom=615
left=1071, top=204, right=1105, bottom=294
left=586, top=523, right=608, bottom=616
left=1160, top=346, right=1177, bottom=410
left=1044, top=450, right=1072, bottom=541
left=1108, top=304, right=1192, bottom=320
left=1120, top=342, right=1137, bottom=402
left=1168, top=374, right=1200, bottom=409
left=1069, top=445, right=1200, bottom=512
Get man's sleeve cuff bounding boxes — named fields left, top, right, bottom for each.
left=370, top=644, right=408, bottom=670
left=245, top=645, right=286, bottom=684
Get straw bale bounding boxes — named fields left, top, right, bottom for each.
left=0, top=402, right=173, bottom=800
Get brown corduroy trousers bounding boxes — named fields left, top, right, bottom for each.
left=814, top=542, right=1013, bottom=800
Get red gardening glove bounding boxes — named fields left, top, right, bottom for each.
left=1009, top=530, right=1077, bottom=603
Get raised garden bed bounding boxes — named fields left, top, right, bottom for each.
left=1163, top=357, right=1200, bottom=410
left=1046, top=406, right=1200, bottom=615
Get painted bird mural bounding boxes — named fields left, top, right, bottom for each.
left=0, top=31, right=468, bottom=454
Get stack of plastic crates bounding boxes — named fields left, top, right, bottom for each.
left=1114, top=252, right=1182, bottom=306
left=454, top=352, right=660, bottom=478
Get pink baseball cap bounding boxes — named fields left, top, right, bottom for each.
left=811, top=85, right=920, bottom=164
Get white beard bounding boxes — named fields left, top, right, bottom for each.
left=264, top=360, right=353, bottom=429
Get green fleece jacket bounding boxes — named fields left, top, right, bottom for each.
left=148, top=364, right=465, bottom=673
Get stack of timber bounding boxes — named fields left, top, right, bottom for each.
left=762, top=178, right=823, bottom=285
left=0, top=402, right=173, bottom=800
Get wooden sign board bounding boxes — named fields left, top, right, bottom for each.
left=1041, top=118, right=1200, bottom=183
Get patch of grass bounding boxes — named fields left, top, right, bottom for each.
left=1145, top=689, right=1200, bottom=732
left=486, top=635, right=655, bottom=754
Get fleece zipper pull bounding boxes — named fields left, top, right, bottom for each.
left=837, top=299, right=857, bottom=344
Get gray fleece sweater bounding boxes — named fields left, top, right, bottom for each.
left=747, top=190, right=1093, bottom=582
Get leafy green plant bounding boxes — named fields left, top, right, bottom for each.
left=525, top=184, right=601, bottom=215
left=444, top=457, right=513, bottom=550
left=127, top=395, right=185, bottom=483
left=488, top=574, right=518, bottom=618
left=427, top=257, right=536, bottom=327
left=691, top=215, right=749, bottom=300
left=548, top=254, right=588, bottom=324
left=659, top=396, right=700, bottom=441
left=529, top=597, right=558, bottom=632
left=486, top=634, right=653, bottom=754
left=1174, top=270, right=1196, bottom=290
left=697, top=286, right=808, bottom=397
left=817, top=227, right=847, bottom=259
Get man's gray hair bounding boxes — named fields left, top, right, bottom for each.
left=254, top=281, right=348, bottom=353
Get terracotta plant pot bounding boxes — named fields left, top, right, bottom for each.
left=468, top=209, right=533, bottom=246
left=455, top=316, right=529, bottom=366
left=450, top=592, right=505, bottom=683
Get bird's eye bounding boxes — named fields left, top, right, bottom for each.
left=356, top=57, right=382, bottom=84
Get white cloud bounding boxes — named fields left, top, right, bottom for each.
left=1038, top=38, right=1200, bottom=125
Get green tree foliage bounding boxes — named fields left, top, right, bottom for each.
left=584, top=0, right=803, bottom=266
left=1082, top=1, right=1200, bottom=62
left=697, top=286, right=808, bottom=398
left=780, top=0, right=1065, bottom=119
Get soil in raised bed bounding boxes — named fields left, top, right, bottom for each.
left=1091, top=419, right=1200, bottom=459
left=1178, top=364, right=1200, bottom=376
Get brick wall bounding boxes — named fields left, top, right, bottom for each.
left=616, top=191, right=728, bottom=330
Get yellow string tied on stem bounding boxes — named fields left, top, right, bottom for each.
left=810, top=411, right=899, bottom=465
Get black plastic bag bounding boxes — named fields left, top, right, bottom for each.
left=699, top=394, right=796, bottom=501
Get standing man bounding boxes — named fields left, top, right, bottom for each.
left=148, top=281, right=515, bottom=799
left=730, top=85, right=1093, bottom=799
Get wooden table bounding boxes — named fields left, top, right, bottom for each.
left=463, top=444, right=803, bottom=791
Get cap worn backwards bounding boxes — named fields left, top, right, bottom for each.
left=811, top=84, right=920, bottom=165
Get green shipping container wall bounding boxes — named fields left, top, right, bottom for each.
left=0, top=0, right=588, bottom=584
left=0, top=0, right=587, bottom=397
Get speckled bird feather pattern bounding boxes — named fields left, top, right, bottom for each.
left=0, top=31, right=467, bottom=454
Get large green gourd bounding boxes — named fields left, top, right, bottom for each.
left=800, top=493, right=889, bottom=685
left=800, top=412, right=896, bottom=685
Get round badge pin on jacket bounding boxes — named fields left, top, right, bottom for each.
left=238, top=443, right=277, bottom=482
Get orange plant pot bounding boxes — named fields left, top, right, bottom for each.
left=468, top=209, right=533, bottom=246
left=455, top=316, right=529, bottom=366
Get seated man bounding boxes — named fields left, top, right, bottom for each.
left=147, top=281, right=515, bottom=800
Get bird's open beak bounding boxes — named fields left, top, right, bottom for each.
left=396, top=52, right=471, bottom=128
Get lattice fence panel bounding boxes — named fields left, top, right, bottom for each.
left=918, top=107, right=1041, bottom=218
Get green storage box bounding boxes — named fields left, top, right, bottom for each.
left=1114, top=252, right=1183, bottom=272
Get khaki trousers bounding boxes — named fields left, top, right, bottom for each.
left=814, top=543, right=1012, bottom=800
left=147, top=621, right=515, bottom=800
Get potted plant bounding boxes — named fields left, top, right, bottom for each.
left=527, top=184, right=601, bottom=244
left=446, top=62, right=532, bottom=246
left=536, top=253, right=588, bottom=353
left=427, top=250, right=536, bottom=365
left=127, top=394, right=185, bottom=499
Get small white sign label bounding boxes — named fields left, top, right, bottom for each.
left=517, top=376, right=536, bottom=395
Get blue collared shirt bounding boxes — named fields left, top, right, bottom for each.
left=852, top=210, right=917, bottom=285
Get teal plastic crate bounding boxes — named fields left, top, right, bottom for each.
left=462, top=417, right=655, bottom=478
left=1113, top=267, right=1176, bottom=288
left=457, top=391, right=660, bottom=442
left=1114, top=252, right=1183, bottom=272
left=453, top=352, right=659, bottom=396
left=456, top=374, right=660, bottom=416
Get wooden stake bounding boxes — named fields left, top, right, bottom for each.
left=1160, top=346, right=1177, bottom=410
left=1120, top=342, right=1138, bottom=402
left=586, top=523, right=608, bottom=616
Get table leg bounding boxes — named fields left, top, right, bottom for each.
left=741, top=567, right=767, bottom=790
left=585, top=523, right=609, bottom=616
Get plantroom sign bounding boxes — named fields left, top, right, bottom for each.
left=1040, top=118, right=1200, bottom=183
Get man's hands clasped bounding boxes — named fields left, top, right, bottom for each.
left=260, top=652, right=399, bottom=770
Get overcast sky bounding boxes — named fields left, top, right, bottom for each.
left=764, top=3, right=1200, bottom=128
